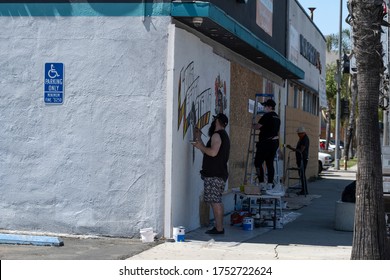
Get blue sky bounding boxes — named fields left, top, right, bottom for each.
left=297, top=0, right=348, bottom=35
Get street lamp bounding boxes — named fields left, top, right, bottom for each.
left=335, top=0, right=343, bottom=170
left=308, top=7, right=316, bottom=20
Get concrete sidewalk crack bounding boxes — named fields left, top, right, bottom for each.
left=274, top=244, right=280, bottom=259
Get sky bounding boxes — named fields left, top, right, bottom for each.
left=297, top=0, right=349, bottom=36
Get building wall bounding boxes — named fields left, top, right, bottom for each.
left=169, top=22, right=288, bottom=231
left=0, top=1, right=315, bottom=238
left=288, top=0, right=326, bottom=109
left=229, top=63, right=263, bottom=188
left=289, top=0, right=326, bottom=89
left=0, top=13, right=171, bottom=237
left=283, top=0, right=327, bottom=179
left=229, top=62, right=285, bottom=188
left=170, top=27, right=230, bottom=232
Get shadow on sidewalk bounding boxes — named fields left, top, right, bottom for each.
left=245, top=170, right=356, bottom=247
left=187, top=169, right=356, bottom=248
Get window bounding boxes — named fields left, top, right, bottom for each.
left=302, top=90, right=319, bottom=115
left=293, top=86, right=299, bottom=108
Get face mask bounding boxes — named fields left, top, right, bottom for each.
left=208, top=120, right=216, bottom=137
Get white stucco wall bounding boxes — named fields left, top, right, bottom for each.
left=170, top=28, right=230, bottom=232
left=0, top=15, right=170, bottom=237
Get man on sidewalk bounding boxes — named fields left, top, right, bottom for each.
left=192, top=113, right=230, bottom=235
left=287, top=126, right=310, bottom=195
left=252, top=99, right=280, bottom=187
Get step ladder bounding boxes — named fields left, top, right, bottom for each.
left=243, top=94, right=279, bottom=186
left=285, top=148, right=308, bottom=196
left=243, top=101, right=258, bottom=185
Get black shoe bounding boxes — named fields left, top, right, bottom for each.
left=205, top=227, right=225, bottom=234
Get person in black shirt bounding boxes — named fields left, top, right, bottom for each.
left=192, top=113, right=230, bottom=235
left=287, top=127, right=310, bottom=195
left=253, top=99, right=280, bottom=187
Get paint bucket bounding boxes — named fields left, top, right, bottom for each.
left=173, top=226, right=185, bottom=242
left=140, top=228, right=157, bottom=243
left=242, top=217, right=254, bottom=231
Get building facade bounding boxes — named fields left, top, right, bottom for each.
left=284, top=0, right=326, bottom=181
left=0, top=0, right=324, bottom=238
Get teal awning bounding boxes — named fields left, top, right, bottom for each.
left=171, top=2, right=304, bottom=80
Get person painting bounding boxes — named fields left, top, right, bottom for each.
left=253, top=99, right=280, bottom=187
left=192, top=113, right=230, bottom=235
left=287, top=126, right=310, bottom=195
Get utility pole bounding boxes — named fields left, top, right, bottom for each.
left=384, top=2, right=390, bottom=146
left=335, top=0, right=343, bottom=170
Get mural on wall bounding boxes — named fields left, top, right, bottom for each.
left=177, top=61, right=228, bottom=140
left=214, top=75, right=227, bottom=115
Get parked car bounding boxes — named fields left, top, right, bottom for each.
left=318, top=151, right=333, bottom=173
left=329, top=139, right=344, bottom=149
left=319, top=139, right=344, bottom=151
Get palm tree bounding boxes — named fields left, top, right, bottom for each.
left=349, top=0, right=389, bottom=259
left=326, top=29, right=351, bottom=52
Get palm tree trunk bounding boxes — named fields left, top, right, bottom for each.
left=351, top=0, right=389, bottom=259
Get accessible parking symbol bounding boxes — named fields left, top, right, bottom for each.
left=44, top=63, right=64, bottom=104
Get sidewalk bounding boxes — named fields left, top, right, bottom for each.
left=128, top=167, right=356, bottom=260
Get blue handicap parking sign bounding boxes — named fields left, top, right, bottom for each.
left=44, top=63, right=64, bottom=104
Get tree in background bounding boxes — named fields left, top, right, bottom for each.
left=326, top=29, right=351, bottom=52
left=324, top=58, right=350, bottom=152
left=324, top=62, right=337, bottom=150
left=348, top=0, right=389, bottom=259
left=344, top=72, right=358, bottom=161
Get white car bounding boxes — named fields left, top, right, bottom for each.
left=318, top=151, right=333, bottom=173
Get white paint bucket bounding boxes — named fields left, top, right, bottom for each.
left=140, top=228, right=156, bottom=243
left=173, top=226, right=185, bottom=242
left=243, top=217, right=254, bottom=231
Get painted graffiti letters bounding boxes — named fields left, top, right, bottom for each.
left=177, top=62, right=212, bottom=138
left=215, top=75, right=227, bottom=115
left=177, top=62, right=228, bottom=142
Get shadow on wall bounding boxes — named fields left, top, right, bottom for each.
left=88, top=1, right=169, bottom=17
left=89, top=2, right=139, bottom=16
left=0, top=2, right=72, bottom=16
left=0, top=2, right=167, bottom=17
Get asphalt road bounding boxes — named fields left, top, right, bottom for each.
left=0, top=236, right=162, bottom=260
